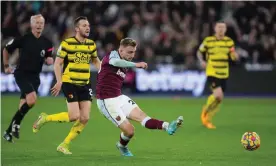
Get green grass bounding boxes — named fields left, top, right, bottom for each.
left=1, top=96, right=276, bottom=166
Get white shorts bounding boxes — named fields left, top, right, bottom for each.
left=97, top=95, right=138, bottom=126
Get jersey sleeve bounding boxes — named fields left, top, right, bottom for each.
left=199, top=38, right=208, bottom=53
left=45, top=40, right=54, bottom=58
left=228, top=39, right=237, bottom=61
left=92, top=43, right=98, bottom=58
left=56, top=41, right=68, bottom=59
left=5, top=37, right=22, bottom=54
left=109, top=50, right=120, bottom=60
left=229, top=39, right=235, bottom=52
left=109, top=51, right=136, bottom=68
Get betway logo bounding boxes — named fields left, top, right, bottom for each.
left=1, top=73, right=54, bottom=96
left=116, top=69, right=126, bottom=78
left=136, top=69, right=207, bottom=97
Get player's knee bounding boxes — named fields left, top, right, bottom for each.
left=125, top=125, right=135, bottom=138
left=215, top=93, right=224, bottom=102
left=19, top=99, right=26, bottom=109
left=80, top=115, right=90, bottom=124
left=68, top=113, right=80, bottom=122
left=26, top=94, right=37, bottom=107
left=214, top=89, right=224, bottom=102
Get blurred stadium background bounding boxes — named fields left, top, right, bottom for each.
left=1, top=1, right=276, bottom=97
left=1, top=1, right=276, bottom=166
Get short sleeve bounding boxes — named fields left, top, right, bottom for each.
left=56, top=41, right=68, bottom=59
left=5, top=37, right=22, bottom=53
left=45, top=40, right=54, bottom=58
left=92, top=43, right=97, bottom=58
left=228, top=39, right=235, bottom=52
left=109, top=50, right=120, bottom=60
left=229, top=39, right=237, bottom=61
left=199, top=38, right=208, bottom=53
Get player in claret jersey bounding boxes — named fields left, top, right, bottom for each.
left=96, top=38, right=183, bottom=157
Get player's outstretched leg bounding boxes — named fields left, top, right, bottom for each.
left=33, top=112, right=69, bottom=133
left=140, top=116, right=183, bottom=135
left=116, top=120, right=134, bottom=157
left=129, top=107, right=183, bottom=135
left=167, top=116, right=184, bottom=135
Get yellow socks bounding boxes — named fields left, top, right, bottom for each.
left=46, top=112, right=70, bottom=122
left=45, top=112, right=86, bottom=145
left=205, top=94, right=221, bottom=119
left=64, top=120, right=85, bottom=145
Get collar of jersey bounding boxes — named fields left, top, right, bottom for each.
left=74, top=36, right=86, bottom=44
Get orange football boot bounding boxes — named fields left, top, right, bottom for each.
left=201, top=106, right=216, bottom=129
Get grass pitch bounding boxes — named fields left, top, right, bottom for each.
left=1, top=96, right=276, bottom=166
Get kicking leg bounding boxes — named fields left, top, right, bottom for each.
left=128, top=107, right=183, bottom=135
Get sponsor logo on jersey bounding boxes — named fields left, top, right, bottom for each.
left=74, top=52, right=90, bottom=64
left=116, top=69, right=126, bottom=78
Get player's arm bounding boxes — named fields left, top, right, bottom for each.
left=44, top=41, right=54, bottom=65
left=197, top=38, right=207, bottom=68
left=51, top=41, right=67, bottom=96
left=90, top=47, right=101, bottom=70
left=109, top=58, right=136, bottom=68
left=229, top=40, right=239, bottom=61
left=54, top=41, right=67, bottom=83
left=109, top=58, right=148, bottom=69
left=3, top=37, right=22, bottom=74
left=91, top=57, right=101, bottom=70
left=53, top=57, right=64, bottom=84
left=109, top=51, right=147, bottom=69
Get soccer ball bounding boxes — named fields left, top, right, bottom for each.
left=241, top=132, right=260, bottom=151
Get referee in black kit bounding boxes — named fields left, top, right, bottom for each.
left=2, top=14, right=54, bottom=142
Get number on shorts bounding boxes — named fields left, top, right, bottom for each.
left=128, top=99, right=136, bottom=105
left=89, top=89, right=93, bottom=97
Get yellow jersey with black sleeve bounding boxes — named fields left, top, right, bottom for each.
left=199, top=36, right=236, bottom=79
left=57, top=37, right=97, bottom=85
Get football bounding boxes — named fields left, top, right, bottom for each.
left=241, top=132, right=261, bottom=151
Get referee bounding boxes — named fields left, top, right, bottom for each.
left=2, top=14, right=54, bottom=142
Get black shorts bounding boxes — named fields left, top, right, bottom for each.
left=207, top=76, right=227, bottom=92
left=14, top=71, right=40, bottom=99
left=62, top=82, right=93, bottom=103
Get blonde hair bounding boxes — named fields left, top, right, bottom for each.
left=120, top=38, right=137, bottom=47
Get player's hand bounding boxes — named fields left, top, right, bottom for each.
left=234, top=52, right=239, bottom=61
left=51, top=82, right=62, bottom=97
left=200, top=61, right=206, bottom=69
left=45, top=57, right=54, bottom=65
left=135, top=62, right=148, bottom=69
left=4, top=67, right=13, bottom=74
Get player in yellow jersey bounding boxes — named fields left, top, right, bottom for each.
left=32, top=16, right=101, bottom=154
left=197, top=21, right=239, bottom=129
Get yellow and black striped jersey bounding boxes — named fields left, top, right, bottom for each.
left=57, top=37, right=97, bottom=85
left=199, top=36, right=236, bottom=79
